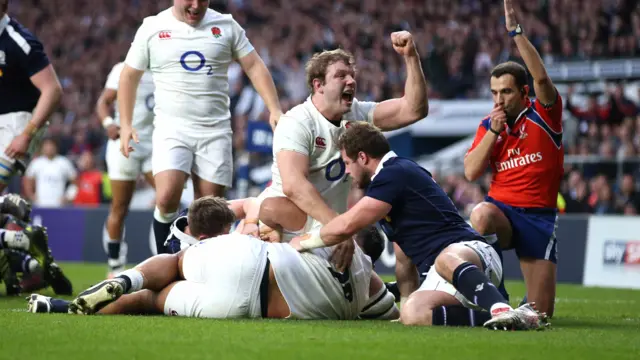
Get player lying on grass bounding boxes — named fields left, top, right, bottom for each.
left=29, top=196, right=398, bottom=321
left=0, top=194, right=71, bottom=296
left=288, top=122, right=548, bottom=330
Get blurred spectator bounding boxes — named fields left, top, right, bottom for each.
left=23, top=138, right=77, bottom=208
left=73, top=151, right=104, bottom=207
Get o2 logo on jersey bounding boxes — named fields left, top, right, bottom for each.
left=325, top=158, right=346, bottom=181
left=145, top=94, right=155, bottom=111
left=180, top=51, right=214, bottom=75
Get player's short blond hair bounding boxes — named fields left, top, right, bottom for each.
left=187, top=196, right=236, bottom=238
left=305, top=49, right=356, bottom=94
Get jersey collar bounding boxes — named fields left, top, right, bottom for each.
left=0, top=15, right=9, bottom=37
left=371, top=151, right=398, bottom=181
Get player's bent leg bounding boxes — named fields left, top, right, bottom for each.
left=359, top=272, right=399, bottom=320
left=520, top=258, right=556, bottom=318
left=97, top=289, right=162, bottom=315
left=259, top=197, right=308, bottom=233
left=400, top=290, right=461, bottom=326
left=470, top=202, right=513, bottom=249
left=70, top=251, right=185, bottom=314
left=153, top=170, right=189, bottom=254
left=104, top=179, right=136, bottom=276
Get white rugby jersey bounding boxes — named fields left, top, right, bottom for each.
left=105, top=62, right=155, bottom=139
left=270, top=97, right=377, bottom=214
left=124, top=8, right=254, bottom=130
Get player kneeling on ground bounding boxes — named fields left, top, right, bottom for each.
left=290, top=122, right=548, bottom=330
left=29, top=196, right=397, bottom=321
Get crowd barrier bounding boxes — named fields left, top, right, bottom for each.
left=28, top=208, right=640, bottom=289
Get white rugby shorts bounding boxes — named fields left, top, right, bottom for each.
left=152, top=125, right=233, bottom=187
left=105, top=138, right=152, bottom=181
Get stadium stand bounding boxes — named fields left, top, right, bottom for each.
left=4, top=0, right=640, bottom=215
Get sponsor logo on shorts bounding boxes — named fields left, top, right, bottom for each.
left=603, top=240, right=640, bottom=265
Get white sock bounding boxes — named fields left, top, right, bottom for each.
left=1, top=230, right=29, bottom=251
left=117, top=269, right=144, bottom=294
left=153, top=207, right=178, bottom=223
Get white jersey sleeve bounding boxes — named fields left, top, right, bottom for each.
left=105, top=62, right=125, bottom=90
left=231, top=19, right=254, bottom=60
left=124, top=18, right=152, bottom=71
left=350, top=98, right=377, bottom=123
left=272, top=115, right=313, bottom=156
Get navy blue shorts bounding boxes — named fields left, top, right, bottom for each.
left=485, top=197, right=558, bottom=263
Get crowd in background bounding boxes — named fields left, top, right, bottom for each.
left=5, top=0, right=640, bottom=214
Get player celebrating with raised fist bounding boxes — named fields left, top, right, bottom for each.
left=464, top=0, right=563, bottom=318
left=238, top=31, right=429, bottom=271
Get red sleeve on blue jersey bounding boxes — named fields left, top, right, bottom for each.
left=532, top=90, right=563, bottom=132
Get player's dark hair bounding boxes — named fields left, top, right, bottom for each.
left=491, top=61, right=528, bottom=91
left=0, top=0, right=7, bottom=13
left=305, top=48, right=356, bottom=94
left=187, top=196, right=236, bottom=238
left=337, top=122, right=390, bottom=161
left=354, top=225, right=385, bottom=263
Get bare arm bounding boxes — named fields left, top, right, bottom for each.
left=26, top=65, right=62, bottom=131
left=318, top=197, right=392, bottom=246
left=463, top=131, right=499, bottom=181
left=238, top=51, right=282, bottom=129
left=372, top=32, right=429, bottom=131
left=96, top=88, right=117, bottom=123
left=278, top=151, right=338, bottom=225
left=22, top=177, right=36, bottom=202
left=393, top=243, right=419, bottom=304
left=504, top=0, right=556, bottom=104
left=116, top=65, right=145, bottom=131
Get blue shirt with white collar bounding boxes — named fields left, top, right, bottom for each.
left=365, top=151, right=485, bottom=275
left=0, top=14, right=50, bottom=115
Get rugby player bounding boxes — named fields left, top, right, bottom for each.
left=290, top=123, right=547, bottom=330
left=464, top=0, right=563, bottom=317
left=29, top=196, right=398, bottom=321
left=97, top=61, right=155, bottom=277
left=0, top=0, right=62, bottom=192
left=234, top=31, right=428, bottom=270
left=117, top=0, right=282, bottom=254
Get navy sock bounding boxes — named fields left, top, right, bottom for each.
left=115, top=274, right=132, bottom=293
left=50, top=298, right=70, bottom=313
left=451, top=262, right=508, bottom=312
left=432, top=305, right=492, bottom=327
left=152, top=219, right=171, bottom=254
left=107, top=242, right=121, bottom=260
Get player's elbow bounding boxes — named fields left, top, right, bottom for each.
left=44, top=82, right=63, bottom=105
left=281, top=180, right=300, bottom=199
left=463, top=160, right=481, bottom=182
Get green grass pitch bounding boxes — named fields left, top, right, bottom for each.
left=0, top=262, right=639, bottom=360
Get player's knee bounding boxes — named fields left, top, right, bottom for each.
left=469, top=202, right=500, bottom=234
left=155, top=193, right=180, bottom=213
left=360, top=286, right=399, bottom=320
left=400, top=294, right=434, bottom=326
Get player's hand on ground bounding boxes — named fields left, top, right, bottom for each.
left=390, top=31, right=417, bottom=57
left=269, top=111, right=282, bottom=131
left=489, top=104, right=507, bottom=133
left=504, top=0, right=518, bottom=32
left=331, top=240, right=355, bottom=273
left=5, top=134, right=31, bottom=159
left=119, top=126, right=139, bottom=158
left=105, top=124, right=120, bottom=140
